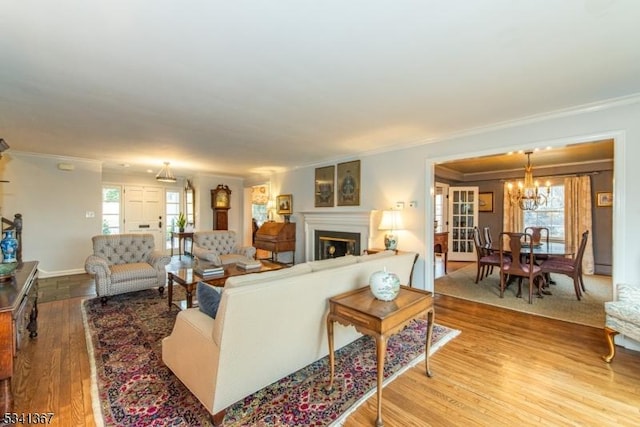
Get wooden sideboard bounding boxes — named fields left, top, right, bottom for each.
left=254, top=222, right=296, bottom=265
left=434, top=232, right=449, bottom=273
left=0, top=260, right=39, bottom=413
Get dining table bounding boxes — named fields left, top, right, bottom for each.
left=489, top=240, right=575, bottom=294
left=489, top=240, right=575, bottom=257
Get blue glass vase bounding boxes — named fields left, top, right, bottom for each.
left=1, top=230, right=18, bottom=263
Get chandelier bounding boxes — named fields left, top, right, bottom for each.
left=506, top=151, right=550, bottom=211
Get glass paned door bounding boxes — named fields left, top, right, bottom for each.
left=448, top=186, right=479, bottom=261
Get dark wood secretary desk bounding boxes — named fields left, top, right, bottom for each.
left=254, top=222, right=296, bottom=265
left=434, top=231, right=449, bottom=273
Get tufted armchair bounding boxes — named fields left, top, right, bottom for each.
left=192, top=230, right=256, bottom=266
left=603, top=283, right=640, bottom=362
left=85, top=233, right=171, bottom=304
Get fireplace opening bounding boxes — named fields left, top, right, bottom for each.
left=315, top=230, right=361, bottom=260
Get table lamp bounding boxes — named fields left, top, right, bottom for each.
left=378, top=210, right=404, bottom=250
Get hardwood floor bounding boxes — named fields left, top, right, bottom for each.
left=13, top=258, right=640, bottom=426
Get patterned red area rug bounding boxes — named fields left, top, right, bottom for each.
left=83, top=289, right=460, bottom=426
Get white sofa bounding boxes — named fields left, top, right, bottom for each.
left=192, top=230, right=257, bottom=266
left=162, top=250, right=418, bottom=421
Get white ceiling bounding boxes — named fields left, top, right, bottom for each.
left=1, top=1, right=639, bottom=179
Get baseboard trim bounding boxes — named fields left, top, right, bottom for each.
left=37, top=268, right=86, bottom=279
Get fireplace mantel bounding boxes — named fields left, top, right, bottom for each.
left=300, top=211, right=376, bottom=261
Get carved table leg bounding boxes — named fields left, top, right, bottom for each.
left=325, top=315, right=335, bottom=392
left=167, top=273, right=174, bottom=309
left=425, top=309, right=435, bottom=377
left=375, top=334, right=387, bottom=427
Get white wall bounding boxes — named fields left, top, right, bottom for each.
left=0, top=154, right=248, bottom=277
left=1, top=152, right=102, bottom=276
left=272, top=99, right=640, bottom=296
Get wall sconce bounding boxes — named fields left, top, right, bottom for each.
left=378, top=210, right=404, bottom=250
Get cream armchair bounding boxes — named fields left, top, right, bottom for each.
left=84, top=233, right=171, bottom=304
left=192, top=230, right=256, bottom=266
left=603, top=283, right=640, bottom=362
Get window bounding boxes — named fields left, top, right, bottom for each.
left=434, top=188, right=445, bottom=233
left=102, top=186, right=121, bottom=235
left=166, top=190, right=181, bottom=248
left=523, top=184, right=565, bottom=241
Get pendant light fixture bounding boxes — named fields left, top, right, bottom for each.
left=506, top=151, right=550, bottom=211
left=156, top=161, right=177, bottom=183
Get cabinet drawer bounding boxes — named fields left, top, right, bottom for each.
left=333, top=305, right=377, bottom=329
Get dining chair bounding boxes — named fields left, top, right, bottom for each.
left=472, top=227, right=501, bottom=283
left=483, top=226, right=493, bottom=247
left=540, top=230, right=589, bottom=300
left=524, top=226, right=550, bottom=246
left=498, top=232, right=546, bottom=304
left=482, top=226, right=496, bottom=255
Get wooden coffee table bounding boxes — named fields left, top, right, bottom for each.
left=326, top=285, right=434, bottom=427
left=167, top=260, right=285, bottom=310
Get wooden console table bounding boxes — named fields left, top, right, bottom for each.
left=0, top=261, right=39, bottom=413
left=326, top=285, right=434, bottom=427
left=434, top=232, right=449, bottom=273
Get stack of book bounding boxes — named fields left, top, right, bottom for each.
left=236, top=260, right=262, bottom=270
left=194, top=264, right=224, bottom=277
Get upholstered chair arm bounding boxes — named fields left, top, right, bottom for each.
left=85, top=255, right=111, bottom=278
left=617, top=283, right=640, bottom=302
left=147, top=251, right=172, bottom=270
left=85, top=255, right=112, bottom=296
left=193, top=243, right=223, bottom=266
left=233, top=245, right=257, bottom=259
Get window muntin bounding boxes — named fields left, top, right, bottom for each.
left=523, top=184, right=564, bottom=241
left=102, top=186, right=121, bottom=235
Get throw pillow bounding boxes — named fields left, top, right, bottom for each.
left=197, top=282, right=222, bottom=318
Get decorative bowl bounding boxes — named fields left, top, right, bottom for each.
left=0, top=262, right=18, bottom=281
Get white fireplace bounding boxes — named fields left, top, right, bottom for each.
left=300, top=211, right=376, bottom=261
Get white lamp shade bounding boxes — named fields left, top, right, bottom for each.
left=378, top=210, right=404, bottom=231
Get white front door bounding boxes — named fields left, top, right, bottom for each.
left=124, top=186, right=165, bottom=251
left=447, top=186, right=479, bottom=262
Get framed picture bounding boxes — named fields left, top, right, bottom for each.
left=314, top=165, right=335, bottom=207
left=337, top=160, right=360, bottom=206
left=478, top=192, right=494, bottom=212
left=597, top=191, right=613, bottom=207
left=276, top=194, right=293, bottom=214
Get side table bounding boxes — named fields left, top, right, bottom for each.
left=326, top=285, right=434, bottom=427
left=171, top=232, right=194, bottom=260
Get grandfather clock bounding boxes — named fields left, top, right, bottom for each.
left=211, top=184, right=231, bottom=230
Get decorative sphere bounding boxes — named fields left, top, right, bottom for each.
left=369, top=268, right=401, bottom=301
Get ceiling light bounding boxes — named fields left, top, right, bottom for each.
left=156, top=162, right=177, bottom=183
left=506, top=151, right=550, bottom=211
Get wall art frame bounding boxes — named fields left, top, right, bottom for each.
left=478, top=192, right=494, bottom=213
left=314, top=165, right=335, bottom=207
left=276, top=194, right=293, bottom=215
left=596, top=191, right=613, bottom=207
left=337, top=160, right=360, bottom=206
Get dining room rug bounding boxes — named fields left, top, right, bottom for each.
left=82, top=289, right=460, bottom=426
left=436, top=262, right=612, bottom=328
